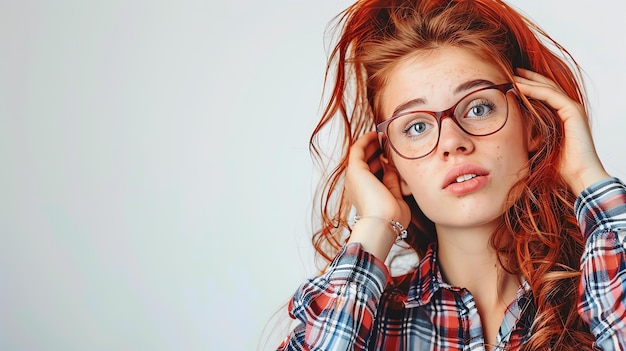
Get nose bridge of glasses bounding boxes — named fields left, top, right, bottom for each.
left=436, top=102, right=465, bottom=132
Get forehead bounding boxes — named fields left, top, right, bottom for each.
left=378, top=46, right=507, bottom=117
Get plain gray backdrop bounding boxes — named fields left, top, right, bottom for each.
left=1, top=1, right=625, bottom=350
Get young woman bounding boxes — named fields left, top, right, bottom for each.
left=278, top=0, right=626, bottom=349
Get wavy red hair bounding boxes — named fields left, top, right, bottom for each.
left=309, top=0, right=595, bottom=349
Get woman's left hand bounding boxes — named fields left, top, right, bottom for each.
left=514, top=68, right=610, bottom=195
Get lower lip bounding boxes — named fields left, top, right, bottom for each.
left=445, top=175, right=489, bottom=196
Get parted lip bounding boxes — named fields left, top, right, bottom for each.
left=442, top=163, right=490, bottom=188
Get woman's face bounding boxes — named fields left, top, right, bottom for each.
left=379, top=46, right=534, bottom=232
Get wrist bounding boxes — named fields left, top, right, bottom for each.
left=569, top=168, right=611, bottom=196
left=348, top=215, right=406, bottom=261
left=353, top=215, right=408, bottom=242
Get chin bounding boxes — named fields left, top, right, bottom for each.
left=420, top=203, right=506, bottom=230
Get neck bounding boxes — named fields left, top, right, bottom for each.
left=436, top=223, right=521, bottom=346
left=435, top=223, right=519, bottom=307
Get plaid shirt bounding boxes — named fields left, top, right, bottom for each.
left=278, top=177, right=626, bottom=350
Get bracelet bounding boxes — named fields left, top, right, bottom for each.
left=353, top=215, right=408, bottom=242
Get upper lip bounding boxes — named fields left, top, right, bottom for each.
left=442, top=163, right=490, bottom=188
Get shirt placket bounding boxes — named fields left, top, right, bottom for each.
left=458, top=289, right=486, bottom=350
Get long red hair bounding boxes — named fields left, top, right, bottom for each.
left=309, top=0, right=594, bottom=349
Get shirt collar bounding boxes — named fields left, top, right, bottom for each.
left=404, top=242, right=533, bottom=310
left=405, top=242, right=449, bottom=308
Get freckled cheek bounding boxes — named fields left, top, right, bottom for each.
left=495, top=146, right=530, bottom=179
left=395, top=162, right=430, bottom=190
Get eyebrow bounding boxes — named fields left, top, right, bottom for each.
left=391, top=78, right=497, bottom=116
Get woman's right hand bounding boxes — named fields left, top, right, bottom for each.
left=345, top=131, right=411, bottom=259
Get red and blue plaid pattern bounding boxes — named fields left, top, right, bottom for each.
left=279, top=177, right=626, bottom=350
left=576, top=178, right=626, bottom=350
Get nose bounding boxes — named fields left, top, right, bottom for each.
left=436, top=116, right=474, bottom=158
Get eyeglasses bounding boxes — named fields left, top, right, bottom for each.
left=376, top=83, right=515, bottom=159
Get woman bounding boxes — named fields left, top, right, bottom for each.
left=278, top=0, right=626, bottom=349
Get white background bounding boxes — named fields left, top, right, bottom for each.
left=1, top=1, right=625, bottom=350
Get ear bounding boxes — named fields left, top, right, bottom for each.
left=519, top=99, right=546, bottom=154
left=527, top=127, right=542, bottom=153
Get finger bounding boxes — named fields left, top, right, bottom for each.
left=352, top=131, right=385, bottom=169
left=516, top=68, right=554, bottom=85
left=515, top=68, right=559, bottom=88
left=349, top=131, right=378, bottom=165
left=514, top=77, right=564, bottom=97
left=365, top=145, right=383, bottom=164
left=514, top=81, right=576, bottom=113
left=363, top=134, right=386, bottom=179
left=513, top=75, right=553, bottom=89
left=366, top=148, right=385, bottom=180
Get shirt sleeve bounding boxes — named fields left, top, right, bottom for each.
left=575, top=177, right=626, bottom=350
left=277, top=243, right=391, bottom=351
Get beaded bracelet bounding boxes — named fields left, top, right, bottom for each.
left=353, top=215, right=408, bottom=243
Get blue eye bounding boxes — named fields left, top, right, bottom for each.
left=466, top=99, right=495, bottom=119
left=407, top=122, right=427, bottom=135
left=395, top=112, right=437, bottom=139
left=403, top=120, right=434, bottom=137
